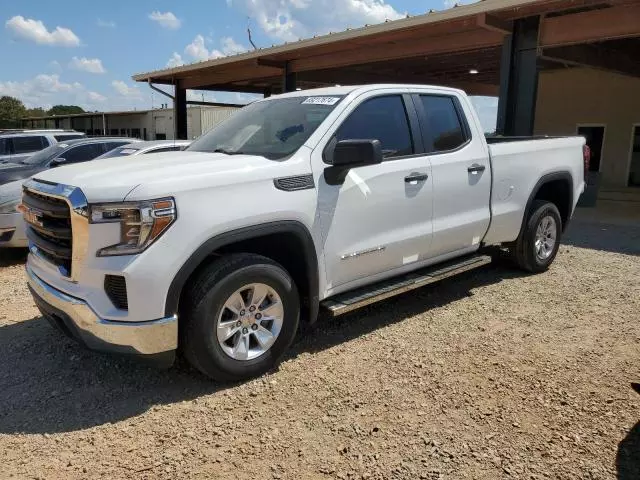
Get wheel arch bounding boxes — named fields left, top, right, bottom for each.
left=520, top=172, right=573, bottom=236
left=165, top=221, right=320, bottom=325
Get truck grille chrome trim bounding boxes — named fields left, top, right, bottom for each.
left=22, top=179, right=89, bottom=282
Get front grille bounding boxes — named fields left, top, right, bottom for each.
left=23, top=188, right=73, bottom=276
left=104, top=275, right=128, bottom=310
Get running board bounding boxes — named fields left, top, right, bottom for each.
left=321, top=254, right=492, bottom=316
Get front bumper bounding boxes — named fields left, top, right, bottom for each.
left=0, top=213, right=27, bottom=248
left=26, top=264, right=178, bottom=356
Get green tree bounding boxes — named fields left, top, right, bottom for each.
left=47, top=105, right=85, bottom=116
left=24, top=107, right=48, bottom=129
left=0, top=96, right=27, bottom=128
left=25, top=107, right=46, bottom=117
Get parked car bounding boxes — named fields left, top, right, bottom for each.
left=0, top=137, right=140, bottom=187
left=96, top=140, right=191, bottom=159
left=21, top=84, right=587, bottom=381
left=0, top=130, right=86, bottom=164
left=0, top=137, right=140, bottom=248
left=0, top=179, right=26, bottom=247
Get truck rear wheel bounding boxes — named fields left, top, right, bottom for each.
left=180, top=253, right=300, bottom=381
left=511, top=200, right=562, bottom=273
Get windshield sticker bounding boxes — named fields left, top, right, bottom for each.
left=58, top=144, right=68, bottom=148
left=119, top=148, right=138, bottom=155
left=302, top=97, right=340, bottom=106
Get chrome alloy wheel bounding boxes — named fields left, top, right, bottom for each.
left=216, top=283, right=284, bottom=361
left=534, top=215, right=557, bottom=261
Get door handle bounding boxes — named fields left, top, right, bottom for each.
left=405, top=173, right=429, bottom=183
left=468, top=164, right=486, bottom=174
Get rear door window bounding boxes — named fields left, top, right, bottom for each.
left=0, top=138, right=9, bottom=155
left=12, top=136, right=47, bottom=154
left=336, top=95, right=414, bottom=159
left=61, top=143, right=105, bottom=164
left=418, top=95, right=469, bottom=152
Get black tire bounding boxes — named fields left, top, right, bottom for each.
left=180, top=253, right=300, bottom=382
left=511, top=200, right=562, bottom=273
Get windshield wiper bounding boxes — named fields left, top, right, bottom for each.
left=212, top=147, right=244, bottom=155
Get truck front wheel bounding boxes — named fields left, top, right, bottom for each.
left=180, top=253, right=300, bottom=381
left=511, top=200, right=562, bottom=273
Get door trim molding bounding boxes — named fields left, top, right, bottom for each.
left=341, top=246, right=386, bottom=260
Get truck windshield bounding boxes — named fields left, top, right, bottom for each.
left=187, top=96, right=344, bottom=160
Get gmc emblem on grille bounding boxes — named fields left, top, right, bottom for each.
left=23, top=208, right=44, bottom=228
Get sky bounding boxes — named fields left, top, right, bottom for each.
left=0, top=0, right=497, bottom=130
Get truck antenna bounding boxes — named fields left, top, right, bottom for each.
left=247, top=17, right=258, bottom=50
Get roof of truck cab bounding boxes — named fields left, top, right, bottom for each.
left=266, top=84, right=464, bottom=100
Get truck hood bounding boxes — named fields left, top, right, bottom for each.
left=31, top=150, right=308, bottom=202
left=0, top=162, right=44, bottom=186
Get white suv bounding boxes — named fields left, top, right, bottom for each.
left=0, top=130, right=86, bottom=164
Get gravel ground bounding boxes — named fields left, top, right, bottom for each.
left=0, top=212, right=639, bottom=480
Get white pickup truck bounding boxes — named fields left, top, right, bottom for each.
left=21, top=84, right=588, bottom=381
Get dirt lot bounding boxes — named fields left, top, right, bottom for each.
left=1, top=209, right=639, bottom=480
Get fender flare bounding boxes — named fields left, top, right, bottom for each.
left=519, top=171, right=573, bottom=237
left=164, top=220, right=320, bottom=323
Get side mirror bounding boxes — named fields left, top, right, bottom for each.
left=324, top=139, right=383, bottom=167
left=49, top=157, right=67, bottom=167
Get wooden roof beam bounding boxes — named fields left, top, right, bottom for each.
left=540, top=4, right=640, bottom=47
left=289, top=29, right=506, bottom=73
left=541, top=44, right=640, bottom=78
left=476, top=13, right=513, bottom=34
left=190, top=84, right=269, bottom=94
left=297, top=69, right=498, bottom=94
left=256, top=58, right=287, bottom=69
left=180, top=64, right=282, bottom=89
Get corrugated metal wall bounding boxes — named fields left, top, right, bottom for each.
left=200, top=107, right=239, bottom=135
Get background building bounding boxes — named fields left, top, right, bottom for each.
left=20, top=105, right=240, bottom=140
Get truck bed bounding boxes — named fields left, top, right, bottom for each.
left=485, top=135, right=572, bottom=144
left=482, top=136, right=586, bottom=246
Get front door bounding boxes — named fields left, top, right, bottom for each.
left=412, top=93, right=491, bottom=258
left=313, top=92, right=434, bottom=293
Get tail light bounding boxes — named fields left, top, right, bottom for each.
left=582, top=144, right=591, bottom=182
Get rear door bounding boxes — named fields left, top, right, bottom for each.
left=412, top=92, right=491, bottom=258
left=11, top=136, right=48, bottom=163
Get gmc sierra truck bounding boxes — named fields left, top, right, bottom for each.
left=21, top=84, right=588, bottom=381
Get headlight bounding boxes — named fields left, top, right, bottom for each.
left=0, top=197, right=21, bottom=214
left=89, top=198, right=176, bottom=256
